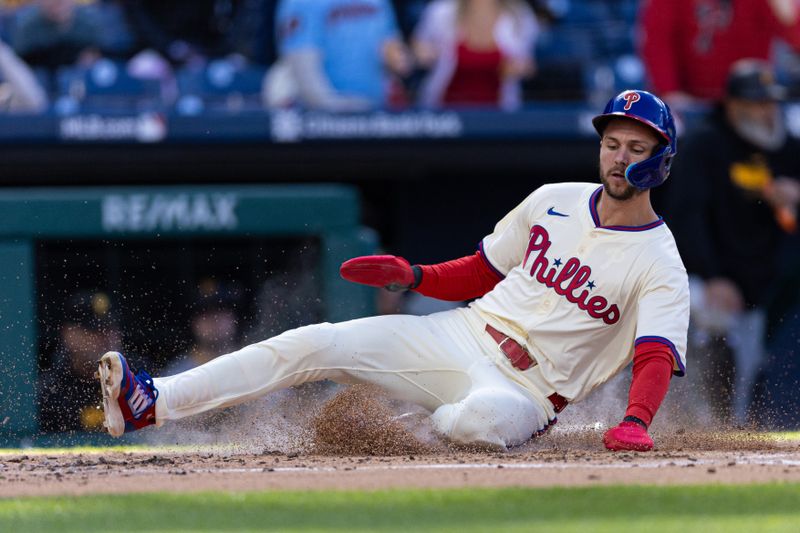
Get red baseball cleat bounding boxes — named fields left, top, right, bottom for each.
left=96, top=351, right=158, bottom=437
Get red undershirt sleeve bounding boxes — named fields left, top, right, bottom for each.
left=414, top=251, right=503, bottom=301
left=624, top=341, right=674, bottom=427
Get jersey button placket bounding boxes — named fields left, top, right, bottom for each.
left=578, top=231, right=599, bottom=255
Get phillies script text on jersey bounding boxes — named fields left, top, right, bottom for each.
left=523, top=224, right=621, bottom=325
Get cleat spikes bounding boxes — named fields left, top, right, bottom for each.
left=95, top=351, right=157, bottom=437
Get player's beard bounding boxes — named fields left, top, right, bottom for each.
left=599, top=165, right=640, bottom=201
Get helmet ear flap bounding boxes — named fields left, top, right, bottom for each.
left=624, top=145, right=674, bottom=189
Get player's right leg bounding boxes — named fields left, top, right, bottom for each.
left=97, top=307, right=553, bottom=449
left=97, top=311, right=474, bottom=436
left=97, top=351, right=158, bottom=437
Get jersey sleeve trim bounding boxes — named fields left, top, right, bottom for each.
left=635, top=336, right=685, bottom=377
left=477, top=240, right=507, bottom=280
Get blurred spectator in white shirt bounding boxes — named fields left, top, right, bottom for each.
left=0, top=37, right=47, bottom=112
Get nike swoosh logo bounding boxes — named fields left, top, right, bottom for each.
left=547, top=207, right=569, bottom=217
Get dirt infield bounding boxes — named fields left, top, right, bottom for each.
left=3, top=384, right=799, bottom=498
left=2, top=439, right=800, bottom=498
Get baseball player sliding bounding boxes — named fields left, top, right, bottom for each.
left=97, top=90, right=689, bottom=452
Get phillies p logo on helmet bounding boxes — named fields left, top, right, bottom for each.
left=622, top=91, right=641, bottom=111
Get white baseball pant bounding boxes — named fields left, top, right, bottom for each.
left=152, top=307, right=553, bottom=448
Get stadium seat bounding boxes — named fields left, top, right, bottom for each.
left=394, top=0, right=428, bottom=38
left=0, top=13, right=11, bottom=43
left=582, top=61, right=617, bottom=106
left=95, top=2, right=137, bottom=59
left=32, top=67, right=54, bottom=98
left=613, top=55, right=646, bottom=92
left=559, top=0, right=610, bottom=25
left=55, top=59, right=164, bottom=113
left=581, top=55, right=647, bottom=107
left=773, top=41, right=800, bottom=98
left=175, top=59, right=267, bottom=115
left=0, top=4, right=35, bottom=43
left=536, top=25, right=595, bottom=63
left=526, top=0, right=642, bottom=103
left=523, top=60, right=587, bottom=101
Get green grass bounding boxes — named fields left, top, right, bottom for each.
left=2, top=484, right=800, bottom=532
left=769, top=431, right=800, bottom=441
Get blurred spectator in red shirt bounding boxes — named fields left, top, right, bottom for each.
left=412, top=0, right=538, bottom=110
left=0, top=37, right=47, bottom=112
left=11, top=0, right=103, bottom=71
left=638, top=0, right=800, bottom=110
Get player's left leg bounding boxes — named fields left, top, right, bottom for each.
left=429, top=389, right=546, bottom=450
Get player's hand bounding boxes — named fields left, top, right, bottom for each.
left=501, top=57, right=535, bottom=79
left=340, top=255, right=419, bottom=292
left=603, top=420, right=654, bottom=451
left=766, top=177, right=800, bottom=209
left=383, top=39, right=413, bottom=77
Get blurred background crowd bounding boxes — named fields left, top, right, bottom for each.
left=0, top=0, right=797, bottom=115
left=0, top=0, right=797, bottom=438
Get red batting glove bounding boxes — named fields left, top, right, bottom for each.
left=339, top=255, right=419, bottom=291
left=603, top=420, right=654, bottom=451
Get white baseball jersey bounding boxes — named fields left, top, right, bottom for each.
left=472, top=182, right=690, bottom=402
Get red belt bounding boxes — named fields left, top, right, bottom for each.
left=485, top=324, right=569, bottom=414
